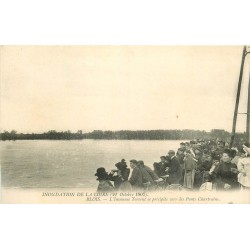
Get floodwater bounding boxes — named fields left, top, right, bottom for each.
left=0, top=140, right=183, bottom=189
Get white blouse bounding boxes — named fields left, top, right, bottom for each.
left=237, top=157, right=250, bottom=187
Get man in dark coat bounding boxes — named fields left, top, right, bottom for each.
left=176, top=148, right=185, bottom=185
left=138, top=161, right=159, bottom=183
left=129, top=159, right=143, bottom=190
left=158, top=156, right=169, bottom=177
left=168, top=150, right=182, bottom=184
left=137, top=160, right=160, bottom=190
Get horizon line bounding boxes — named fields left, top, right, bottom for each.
left=0, top=128, right=246, bottom=134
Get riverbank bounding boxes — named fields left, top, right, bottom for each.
left=1, top=129, right=246, bottom=141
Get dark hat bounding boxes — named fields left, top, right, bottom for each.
left=115, top=162, right=122, bottom=169
left=95, top=167, right=106, bottom=176
left=120, top=159, right=128, bottom=168
left=160, top=156, right=167, bottom=159
left=115, top=161, right=127, bottom=170
left=95, top=167, right=109, bottom=180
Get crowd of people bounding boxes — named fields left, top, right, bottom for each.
left=94, top=139, right=250, bottom=192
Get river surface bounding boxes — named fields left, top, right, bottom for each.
left=0, top=140, right=184, bottom=189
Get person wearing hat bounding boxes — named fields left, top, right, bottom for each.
left=109, top=162, right=124, bottom=190
left=95, top=167, right=114, bottom=192
left=109, top=160, right=132, bottom=191
left=168, top=150, right=182, bottom=185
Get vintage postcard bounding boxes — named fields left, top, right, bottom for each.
left=0, top=45, right=250, bottom=204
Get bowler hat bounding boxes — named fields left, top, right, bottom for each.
left=115, top=162, right=123, bottom=170
left=95, top=167, right=109, bottom=180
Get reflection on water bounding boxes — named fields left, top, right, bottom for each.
left=1, top=140, right=183, bottom=189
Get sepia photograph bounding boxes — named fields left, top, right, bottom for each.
left=1, top=45, right=250, bottom=203
left=1, top=2, right=250, bottom=250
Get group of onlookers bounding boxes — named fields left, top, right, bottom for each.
left=94, top=139, right=250, bottom=192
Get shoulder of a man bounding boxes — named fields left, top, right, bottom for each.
left=132, top=166, right=140, bottom=174
left=144, top=165, right=152, bottom=171
left=173, top=156, right=180, bottom=164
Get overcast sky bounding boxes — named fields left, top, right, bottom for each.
left=1, top=46, right=249, bottom=133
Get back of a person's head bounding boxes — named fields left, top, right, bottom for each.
left=137, top=160, right=144, bottom=166
left=168, top=150, right=175, bottom=155
left=120, top=159, right=127, bottom=168
left=223, top=148, right=233, bottom=158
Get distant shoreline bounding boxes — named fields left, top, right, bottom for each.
left=0, top=138, right=189, bottom=141
left=0, top=129, right=246, bottom=142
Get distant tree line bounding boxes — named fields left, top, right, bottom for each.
left=0, top=129, right=246, bottom=142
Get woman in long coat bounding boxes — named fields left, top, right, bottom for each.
left=183, top=150, right=197, bottom=189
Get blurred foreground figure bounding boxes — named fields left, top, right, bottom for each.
left=237, top=145, right=250, bottom=190
left=95, top=167, right=114, bottom=192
